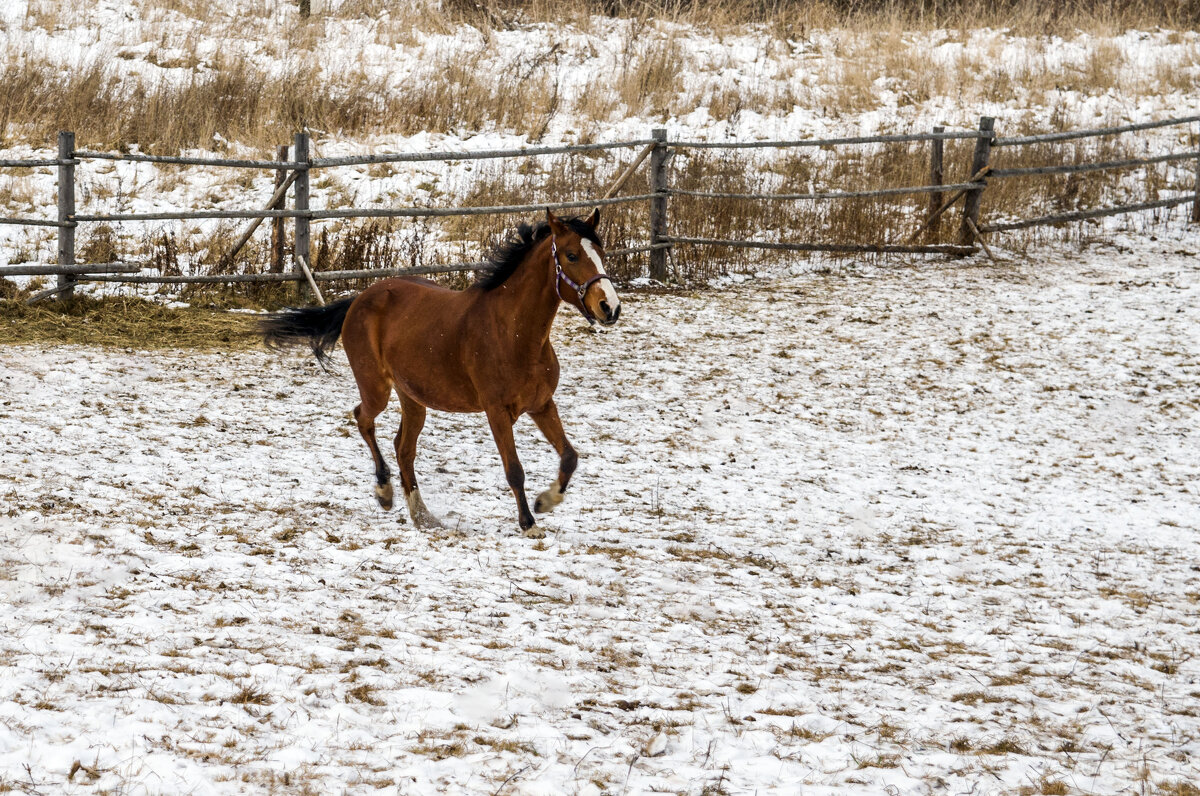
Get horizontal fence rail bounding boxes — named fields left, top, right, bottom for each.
left=72, top=193, right=658, bottom=224
left=1, top=114, right=1198, bottom=301
left=993, top=114, right=1200, bottom=147
left=990, top=150, right=1200, bottom=179
left=667, top=181, right=982, bottom=202
left=979, top=194, right=1195, bottom=234
left=0, top=262, right=142, bottom=276
left=665, top=236, right=979, bottom=256
left=668, top=130, right=989, bottom=150
left=0, top=158, right=60, bottom=168
left=82, top=263, right=476, bottom=284
left=76, top=151, right=309, bottom=170
left=0, top=216, right=70, bottom=228
left=312, top=139, right=657, bottom=168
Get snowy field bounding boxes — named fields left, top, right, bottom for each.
left=2, top=238, right=1198, bottom=794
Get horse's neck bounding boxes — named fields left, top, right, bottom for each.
left=483, top=239, right=559, bottom=349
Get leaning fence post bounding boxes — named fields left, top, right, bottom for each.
left=271, top=145, right=288, bottom=274
left=649, top=127, right=669, bottom=282
left=56, top=130, right=76, bottom=300
left=293, top=132, right=311, bottom=293
left=959, top=116, right=994, bottom=246
left=927, top=126, right=945, bottom=240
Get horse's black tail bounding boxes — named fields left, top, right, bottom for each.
left=260, top=297, right=356, bottom=369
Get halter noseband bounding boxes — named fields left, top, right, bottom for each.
left=551, top=234, right=612, bottom=326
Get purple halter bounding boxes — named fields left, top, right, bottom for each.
left=551, top=234, right=612, bottom=326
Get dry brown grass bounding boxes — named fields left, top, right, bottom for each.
left=431, top=0, right=1200, bottom=32
left=3, top=0, right=1195, bottom=152
left=0, top=294, right=259, bottom=348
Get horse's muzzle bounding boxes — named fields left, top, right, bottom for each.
left=598, top=301, right=621, bottom=326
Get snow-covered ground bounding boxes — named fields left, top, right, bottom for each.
left=2, top=2, right=1200, bottom=792
left=1, top=236, right=1197, bottom=794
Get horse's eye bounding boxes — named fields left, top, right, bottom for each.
left=566, top=253, right=577, bottom=262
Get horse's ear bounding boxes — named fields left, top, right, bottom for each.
left=584, top=208, right=600, bottom=228
left=546, top=208, right=568, bottom=236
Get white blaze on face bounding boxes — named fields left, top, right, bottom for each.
left=580, top=238, right=620, bottom=311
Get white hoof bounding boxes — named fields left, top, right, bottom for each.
left=522, top=525, right=546, bottom=539
left=533, top=480, right=564, bottom=514
left=406, top=489, right=444, bottom=529
left=375, top=482, right=394, bottom=510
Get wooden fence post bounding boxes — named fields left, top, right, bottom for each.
left=271, top=145, right=288, bottom=273
left=649, top=127, right=669, bottom=283
left=293, top=132, right=311, bottom=289
left=57, top=130, right=76, bottom=299
left=959, top=116, right=994, bottom=246
left=1192, top=137, right=1200, bottom=223
left=927, top=126, right=945, bottom=239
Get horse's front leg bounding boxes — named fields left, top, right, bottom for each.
left=484, top=407, right=538, bottom=536
left=528, top=399, right=577, bottom=514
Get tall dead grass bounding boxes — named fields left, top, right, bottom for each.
left=2, top=0, right=1198, bottom=294
left=4, top=0, right=1195, bottom=152
left=0, top=52, right=567, bottom=153
left=486, top=0, right=1200, bottom=32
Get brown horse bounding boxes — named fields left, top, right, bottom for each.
left=261, top=209, right=620, bottom=536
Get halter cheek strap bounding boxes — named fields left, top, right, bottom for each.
left=551, top=234, right=612, bottom=326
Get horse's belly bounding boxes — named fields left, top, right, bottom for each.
left=393, top=374, right=481, bottom=413
left=387, top=350, right=481, bottom=412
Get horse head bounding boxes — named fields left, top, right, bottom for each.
left=547, top=208, right=621, bottom=327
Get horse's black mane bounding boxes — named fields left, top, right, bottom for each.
left=474, top=216, right=601, bottom=291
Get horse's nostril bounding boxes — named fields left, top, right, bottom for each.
left=612, top=304, right=621, bottom=320
left=599, top=300, right=611, bottom=316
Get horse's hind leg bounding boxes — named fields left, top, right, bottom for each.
left=529, top=399, right=577, bottom=514
left=395, top=395, right=443, bottom=529
left=352, top=376, right=393, bottom=510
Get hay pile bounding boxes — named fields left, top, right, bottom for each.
left=0, top=295, right=260, bottom=349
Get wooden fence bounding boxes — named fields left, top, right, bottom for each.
left=2, top=114, right=1199, bottom=303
